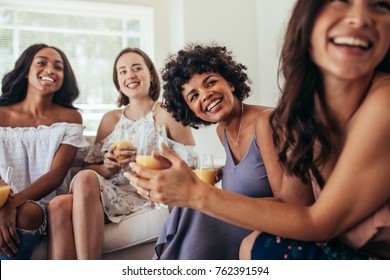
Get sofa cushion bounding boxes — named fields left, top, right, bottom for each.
left=32, top=206, right=169, bottom=259
left=103, top=207, right=169, bottom=254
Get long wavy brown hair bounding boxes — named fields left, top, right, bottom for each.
left=270, top=0, right=390, bottom=186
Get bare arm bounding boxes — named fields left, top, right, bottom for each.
left=205, top=85, right=389, bottom=239
left=84, top=110, right=121, bottom=178
left=155, top=104, right=195, bottom=146
left=12, top=144, right=78, bottom=207
left=256, top=109, right=314, bottom=205
left=127, top=81, right=390, bottom=241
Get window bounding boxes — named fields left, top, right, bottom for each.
left=0, top=0, right=154, bottom=135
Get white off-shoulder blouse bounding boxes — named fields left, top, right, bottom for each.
left=0, top=123, right=89, bottom=206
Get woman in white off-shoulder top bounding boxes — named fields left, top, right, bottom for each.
left=0, top=44, right=88, bottom=260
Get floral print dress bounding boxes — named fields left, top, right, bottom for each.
left=78, top=106, right=197, bottom=223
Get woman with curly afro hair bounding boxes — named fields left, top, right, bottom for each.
left=129, top=43, right=313, bottom=259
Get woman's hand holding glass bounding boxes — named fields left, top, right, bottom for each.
left=125, top=143, right=206, bottom=209
left=135, top=122, right=167, bottom=170
left=132, top=122, right=169, bottom=209
left=194, top=155, right=216, bottom=185
left=108, top=124, right=136, bottom=172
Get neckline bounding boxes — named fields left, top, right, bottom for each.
left=224, top=130, right=257, bottom=168
left=0, top=122, right=82, bottom=130
left=122, top=102, right=157, bottom=121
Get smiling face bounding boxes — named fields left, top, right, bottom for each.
left=182, top=72, right=235, bottom=123
left=310, top=0, right=390, bottom=80
left=27, top=47, right=64, bottom=95
left=115, top=52, right=152, bottom=100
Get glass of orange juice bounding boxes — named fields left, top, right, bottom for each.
left=194, top=155, right=215, bottom=185
left=113, top=124, right=133, bottom=171
left=0, top=166, right=13, bottom=208
left=136, top=122, right=168, bottom=209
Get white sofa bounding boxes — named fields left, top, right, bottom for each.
left=32, top=207, right=168, bottom=260
left=31, top=136, right=168, bottom=260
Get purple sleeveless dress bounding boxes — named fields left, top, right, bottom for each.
left=153, top=131, right=273, bottom=259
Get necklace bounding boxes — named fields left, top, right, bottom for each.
left=226, top=102, right=244, bottom=147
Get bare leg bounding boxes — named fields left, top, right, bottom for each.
left=48, top=194, right=77, bottom=259
left=71, top=170, right=105, bottom=260
left=17, top=202, right=44, bottom=230
left=239, top=231, right=261, bottom=260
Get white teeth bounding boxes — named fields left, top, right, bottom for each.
left=333, top=37, right=369, bottom=48
left=207, top=99, right=221, bottom=111
left=127, top=82, right=139, bottom=89
left=41, top=77, right=54, bottom=82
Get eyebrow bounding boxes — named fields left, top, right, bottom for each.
left=35, top=55, right=64, bottom=65
left=185, top=74, right=216, bottom=98
left=117, top=63, right=142, bottom=70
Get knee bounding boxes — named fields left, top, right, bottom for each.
left=16, top=203, right=44, bottom=231
left=48, top=195, right=73, bottom=226
left=71, top=170, right=100, bottom=199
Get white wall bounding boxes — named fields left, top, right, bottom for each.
left=256, top=1, right=296, bottom=107
left=54, top=0, right=296, bottom=162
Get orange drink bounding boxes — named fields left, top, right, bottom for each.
left=0, top=185, right=11, bottom=208
left=195, top=155, right=215, bottom=185
left=194, top=168, right=215, bottom=185
left=135, top=122, right=168, bottom=209
left=113, top=140, right=132, bottom=162
left=136, top=155, right=165, bottom=170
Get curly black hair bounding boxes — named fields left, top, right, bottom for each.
left=161, top=43, right=251, bottom=128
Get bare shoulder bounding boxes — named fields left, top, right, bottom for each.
left=154, top=102, right=171, bottom=120
left=100, top=109, right=122, bottom=124
left=95, top=109, right=122, bottom=143
left=247, top=104, right=274, bottom=128
left=216, top=124, right=224, bottom=143
left=155, top=102, right=195, bottom=145
left=252, top=105, right=276, bottom=155
left=154, top=102, right=179, bottom=126
left=256, top=106, right=274, bottom=121
left=0, top=106, right=11, bottom=126
left=357, top=72, right=390, bottom=125
left=368, top=72, right=390, bottom=102
left=54, top=106, right=82, bottom=124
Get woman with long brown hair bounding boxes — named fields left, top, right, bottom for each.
left=126, top=0, right=390, bottom=259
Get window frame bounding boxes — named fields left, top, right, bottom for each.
left=0, top=0, right=154, bottom=135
